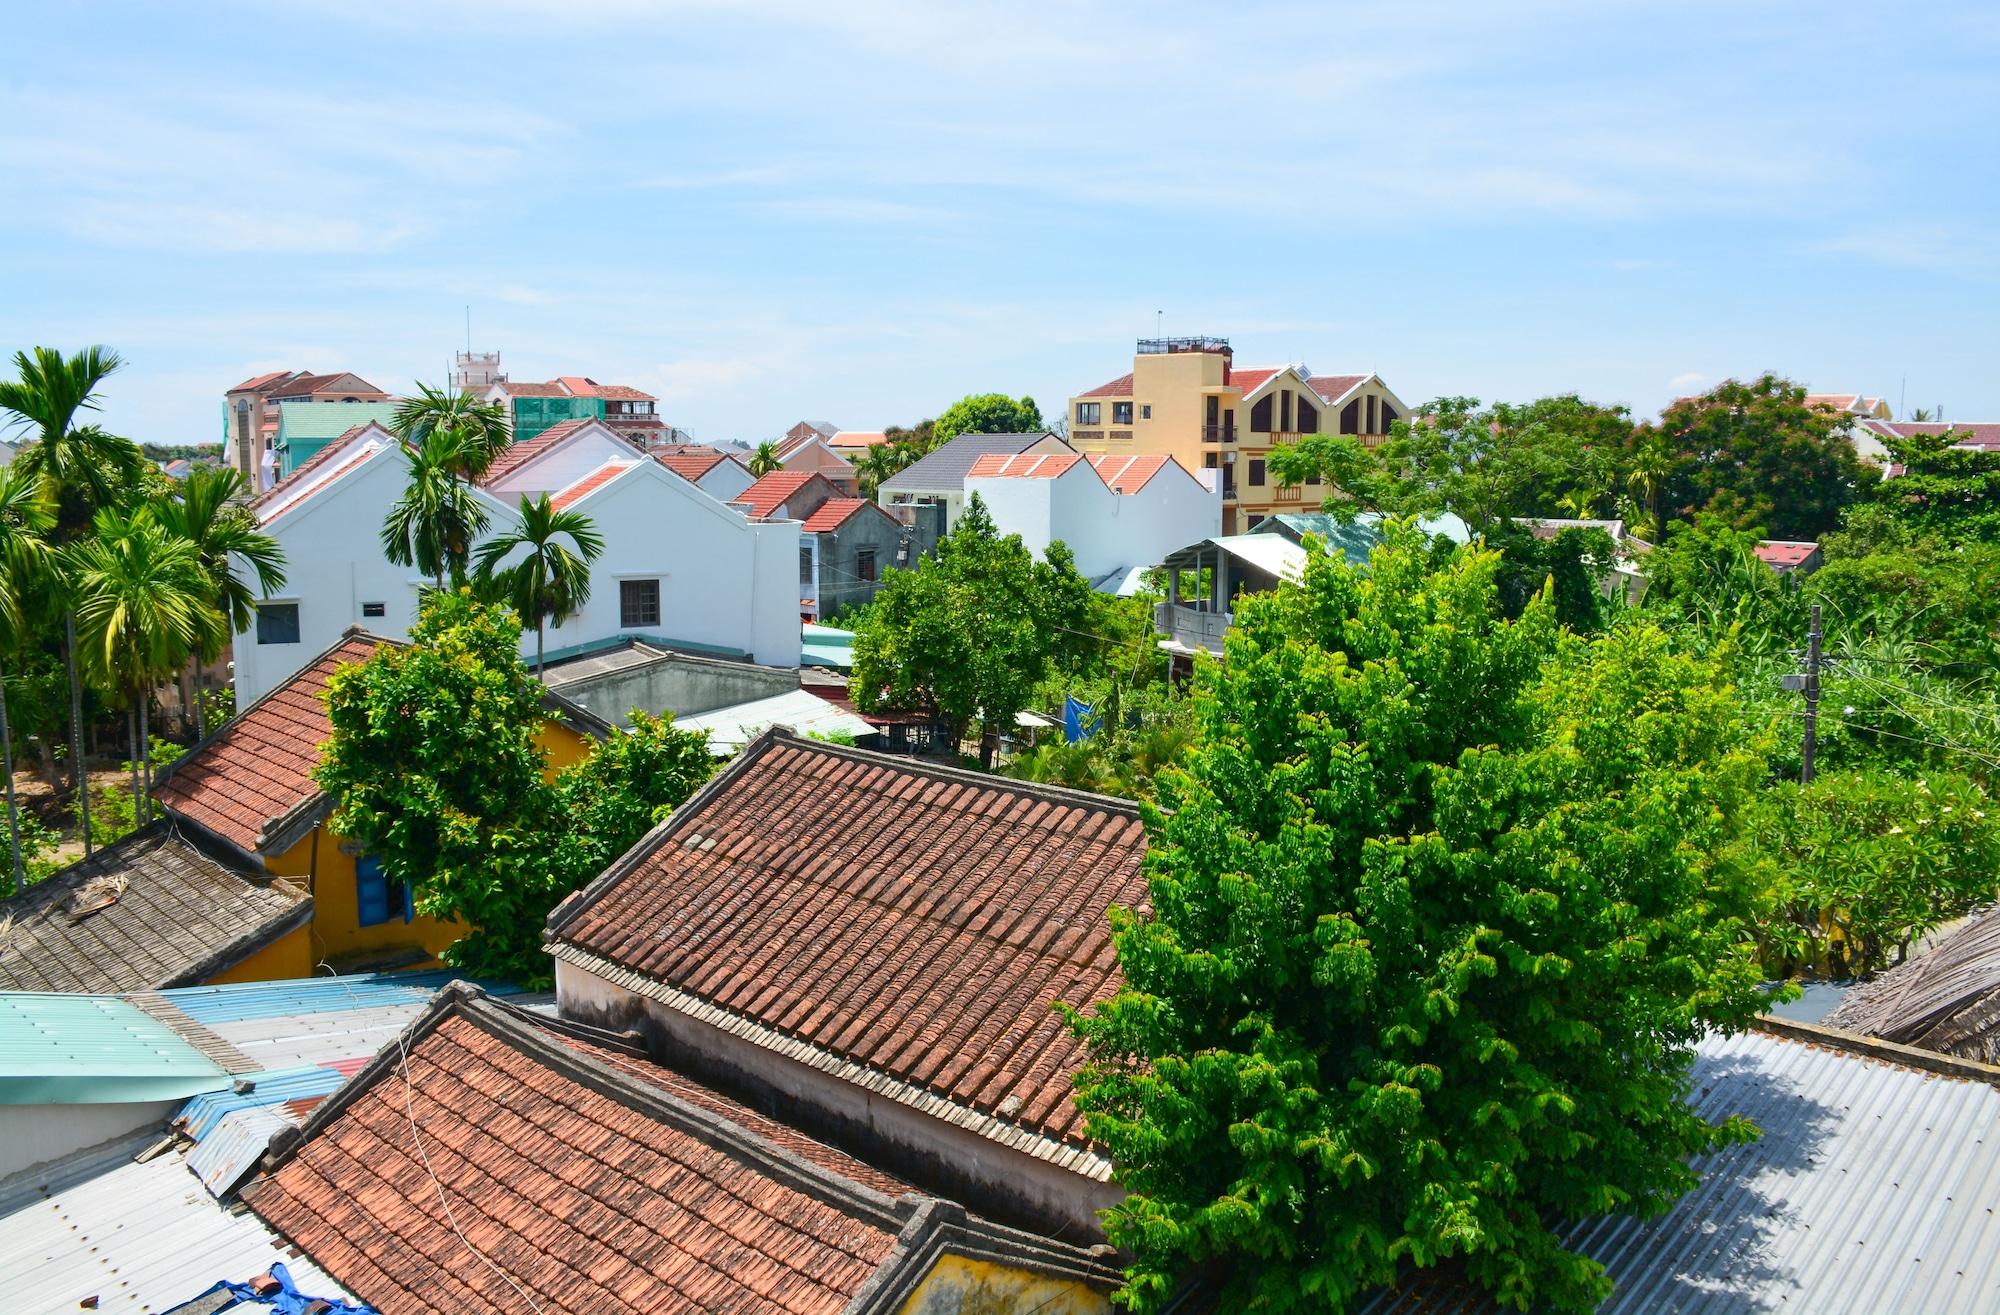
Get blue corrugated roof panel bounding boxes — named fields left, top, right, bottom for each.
left=175, top=1066, right=347, bottom=1141
left=156, top=971, right=516, bottom=1025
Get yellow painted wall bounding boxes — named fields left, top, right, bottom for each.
left=895, top=1255, right=1110, bottom=1315
left=535, top=720, right=595, bottom=775
left=206, top=922, right=314, bottom=985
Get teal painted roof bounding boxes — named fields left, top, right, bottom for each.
left=801, top=623, right=854, bottom=669
left=274, top=401, right=401, bottom=445
left=0, top=993, right=229, bottom=1104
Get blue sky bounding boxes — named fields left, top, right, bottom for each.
left=3, top=1, right=1996, bottom=445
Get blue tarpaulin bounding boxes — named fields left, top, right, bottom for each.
left=1062, top=696, right=1100, bottom=743
left=177, top=1262, right=377, bottom=1315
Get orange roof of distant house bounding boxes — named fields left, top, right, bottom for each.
left=966, top=452, right=1082, bottom=480
left=155, top=633, right=383, bottom=855
left=732, top=469, right=820, bottom=518
left=798, top=497, right=888, bottom=533
left=1754, top=540, right=1821, bottom=571
left=1862, top=419, right=2000, bottom=450
left=230, top=369, right=294, bottom=393
left=650, top=445, right=738, bottom=483
left=1228, top=367, right=1280, bottom=394
left=551, top=460, right=635, bottom=509
left=1074, top=373, right=1134, bottom=399
left=493, top=380, right=572, bottom=398
left=1087, top=453, right=1172, bottom=493
left=478, top=419, right=595, bottom=486
left=1306, top=373, right=1370, bottom=403
left=829, top=430, right=890, bottom=450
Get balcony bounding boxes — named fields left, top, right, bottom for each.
left=1155, top=601, right=1231, bottom=656
left=1200, top=423, right=1237, bottom=444
left=1275, top=485, right=1303, bottom=503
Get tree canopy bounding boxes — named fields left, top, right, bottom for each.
left=932, top=392, right=1043, bottom=444
left=1069, top=527, right=1770, bottom=1313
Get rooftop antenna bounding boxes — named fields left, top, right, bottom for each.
left=1156, top=310, right=1163, bottom=336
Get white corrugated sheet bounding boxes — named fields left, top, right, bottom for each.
left=0, top=1134, right=353, bottom=1315
left=675, top=689, right=877, bottom=753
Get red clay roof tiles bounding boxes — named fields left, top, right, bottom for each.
left=243, top=1003, right=907, bottom=1315
left=548, top=733, right=1148, bottom=1156
left=153, top=633, right=381, bottom=854
left=733, top=470, right=821, bottom=518
left=651, top=446, right=735, bottom=483
left=966, top=453, right=1082, bottom=480
left=1074, top=373, right=1134, bottom=399
left=550, top=460, right=634, bottom=509
left=1306, top=373, right=1370, bottom=403
left=478, top=419, right=595, bottom=486
left=248, top=423, right=389, bottom=517
left=1228, top=367, right=1280, bottom=394
left=798, top=498, right=876, bottom=533
left=1088, top=453, right=1171, bottom=493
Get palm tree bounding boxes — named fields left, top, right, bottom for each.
left=152, top=467, right=286, bottom=737
left=382, top=429, right=493, bottom=589
left=0, top=346, right=145, bottom=851
left=474, top=495, right=604, bottom=673
left=854, top=445, right=896, bottom=499
left=66, top=509, right=218, bottom=828
left=1911, top=407, right=1936, bottom=422
left=392, top=382, right=513, bottom=483
left=1625, top=432, right=1678, bottom=544
left=748, top=441, right=783, bottom=477
left=0, top=469, right=53, bottom=886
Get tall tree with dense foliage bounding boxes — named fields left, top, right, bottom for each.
left=381, top=429, right=493, bottom=588
left=153, top=466, right=285, bottom=735
left=1069, top=529, right=1771, bottom=1313
left=1647, top=374, right=1872, bottom=540
left=850, top=495, right=1076, bottom=768
left=474, top=494, right=603, bottom=673
left=0, top=467, right=53, bottom=885
left=1870, top=429, right=2000, bottom=544
left=747, top=440, right=783, bottom=477
left=931, top=393, right=1043, bottom=444
left=392, top=382, right=513, bottom=483
left=318, top=591, right=714, bottom=982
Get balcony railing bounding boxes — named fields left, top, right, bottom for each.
left=1155, top=601, right=1232, bottom=655
left=1274, top=485, right=1303, bottom=503
left=1108, top=429, right=1133, bottom=443
left=1200, top=423, right=1237, bottom=444
left=1073, top=429, right=1105, bottom=444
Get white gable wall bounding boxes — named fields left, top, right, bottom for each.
left=966, top=460, right=1222, bottom=581
left=693, top=460, right=755, bottom=503
left=486, top=424, right=638, bottom=499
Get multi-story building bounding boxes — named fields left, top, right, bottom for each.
left=481, top=374, right=667, bottom=444
left=223, top=370, right=392, bottom=491
left=1067, top=337, right=1408, bottom=534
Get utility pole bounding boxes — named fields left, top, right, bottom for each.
left=1799, top=603, right=1822, bottom=784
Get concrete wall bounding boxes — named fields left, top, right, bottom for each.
left=556, top=959, right=1122, bottom=1238
left=815, top=507, right=912, bottom=618
left=551, top=650, right=800, bottom=725
left=966, top=460, right=1221, bottom=581
left=0, top=1102, right=184, bottom=1181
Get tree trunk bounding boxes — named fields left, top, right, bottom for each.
left=536, top=620, right=545, bottom=676
left=0, top=658, right=20, bottom=893
left=127, top=703, right=142, bottom=835
left=65, top=612, right=90, bottom=858
left=979, top=720, right=997, bottom=770
left=138, top=694, right=152, bottom=827
left=192, top=662, right=206, bottom=739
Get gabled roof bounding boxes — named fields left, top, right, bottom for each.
left=228, top=369, right=294, bottom=394
left=550, top=458, right=636, bottom=509
left=650, top=444, right=740, bottom=483
left=829, top=430, right=891, bottom=449
left=1753, top=539, right=1820, bottom=571
left=546, top=730, right=1149, bottom=1176
left=476, top=418, right=597, bottom=486
left=1089, top=453, right=1173, bottom=492
left=1859, top=419, right=2000, bottom=450
left=966, top=451, right=1081, bottom=480
left=732, top=469, right=823, bottom=518
left=0, top=825, right=310, bottom=994
left=241, top=985, right=1118, bottom=1315
left=1826, top=905, right=2000, bottom=1063
left=1228, top=366, right=1280, bottom=394
left=1305, top=372, right=1372, bottom=405
left=878, top=431, right=1068, bottom=494
left=1074, top=372, right=1134, bottom=399
left=248, top=422, right=394, bottom=519
left=153, top=630, right=612, bottom=858
left=799, top=496, right=890, bottom=533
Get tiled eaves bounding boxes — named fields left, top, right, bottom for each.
left=847, top=1200, right=1122, bottom=1315
left=547, top=942, right=1116, bottom=1184
left=250, top=983, right=917, bottom=1231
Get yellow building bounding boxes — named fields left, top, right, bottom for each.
left=1068, top=336, right=1408, bottom=534
left=153, top=629, right=608, bottom=976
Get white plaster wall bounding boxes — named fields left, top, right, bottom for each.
left=966, top=463, right=1220, bottom=581
left=964, top=476, right=1056, bottom=560
left=0, top=1101, right=183, bottom=1180
left=485, top=424, right=637, bottom=498
left=694, top=461, right=755, bottom=503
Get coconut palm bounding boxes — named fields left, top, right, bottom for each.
left=392, top=382, right=513, bottom=483
left=66, top=509, right=219, bottom=827
left=152, top=466, right=286, bottom=736
left=0, top=345, right=144, bottom=850
left=0, top=469, right=53, bottom=886
left=855, top=445, right=900, bottom=499
left=748, top=441, right=783, bottom=477
left=474, top=495, right=605, bottom=673
left=1625, top=431, right=1679, bottom=545
left=382, top=429, right=493, bottom=590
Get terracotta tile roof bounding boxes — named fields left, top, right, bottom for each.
left=1306, top=373, right=1370, bottom=404
left=1074, top=373, right=1134, bottom=399
left=242, top=994, right=910, bottom=1315
left=1754, top=539, right=1821, bottom=571
left=829, top=430, right=890, bottom=449
left=732, top=469, right=819, bottom=518
left=550, top=459, right=635, bottom=510
left=1228, top=367, right=1280, bottom=394
left=270, top=372, right=385, bottom=400
left=260, top=444, right=386, bottom=525
left=477, top=419, right=594, bottom=486
left=651, top=446, right=734, bottom=483
left=798, top=497, right=875, bottom=533
left=1865, top=419, right=2000, bottom=449
left=965, top=452, right=1083, bottom=479
left=1088, top=453, right=1172, bottom=493
left=547, top=731, right=1148, bottom=1166
left=248, top=423, right=388, bottom=516
left=1806, top=392, right=1864, bottom=411
left=0, top=824, right=310, bottom=993
left=153, top=633, right=382, bottom=855
left=545, top=375, right=656, bottom=403
left=230, top=369, right=295, bottom=394
left=493, top=380, right=570, bottom=398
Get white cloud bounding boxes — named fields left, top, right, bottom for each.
left=1669, top=372, right=1708, bottom=392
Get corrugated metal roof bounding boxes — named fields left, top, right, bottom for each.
left=1356, top=1027, right=2000, bottom=1314
left=676, top=689, right=877, bottom=753
left=187, top=1106, right=293, bottom=1197
left=156, top=972, right=520, bottom=1072
left=174, top=1066, right=347, bottom=1141
left=272, top=401, right=400, bottom=442
left=0, top=995, right=229, bottom=1105
left=0, top=1132, right=354, bottom=1315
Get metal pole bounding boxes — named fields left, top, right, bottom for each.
left=1801, top=603, right=1822, bottom=785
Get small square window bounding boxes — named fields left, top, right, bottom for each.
left=255, top=602, right=300, bottom=645
left=620, top=578, right=661, bottom=628
left=1141, top=405, right=1152, bottom=420
left=856, top=549, right=878, bottom=583
left=361, top=601, right=386, bottom=619
left=355, top=855, right=414, bottom=927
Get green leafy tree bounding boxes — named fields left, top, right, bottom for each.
left=1749, top=768, right=2000, bottom=977
left=0, top=346, right=145, bottom=540
left=1648, top=374, right=1872, bottom=540
left=1069, top=529, right=1770, bottom=1313
left=1263, top=431, right=1384, bottom=518
left=392, top=382, right=513, bottom=482
left=381, top=429, right=492, bottom=589
left=153, top=466, right=285, bottom=736
left=552, top=709, right=714, bottom=884
left=1870, top=429, right=2000, bottom=544
left=474, top=494, right=604, bottom=674
left=932, top=393, right=1043, bottom=445
left=0, top=468, right=53, bottom=885
left=850, top=495, right=1069, bottom=768
left=748, top=440, right=783, bottom=477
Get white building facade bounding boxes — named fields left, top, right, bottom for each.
left=963, top=452, right=1221, bottom=586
